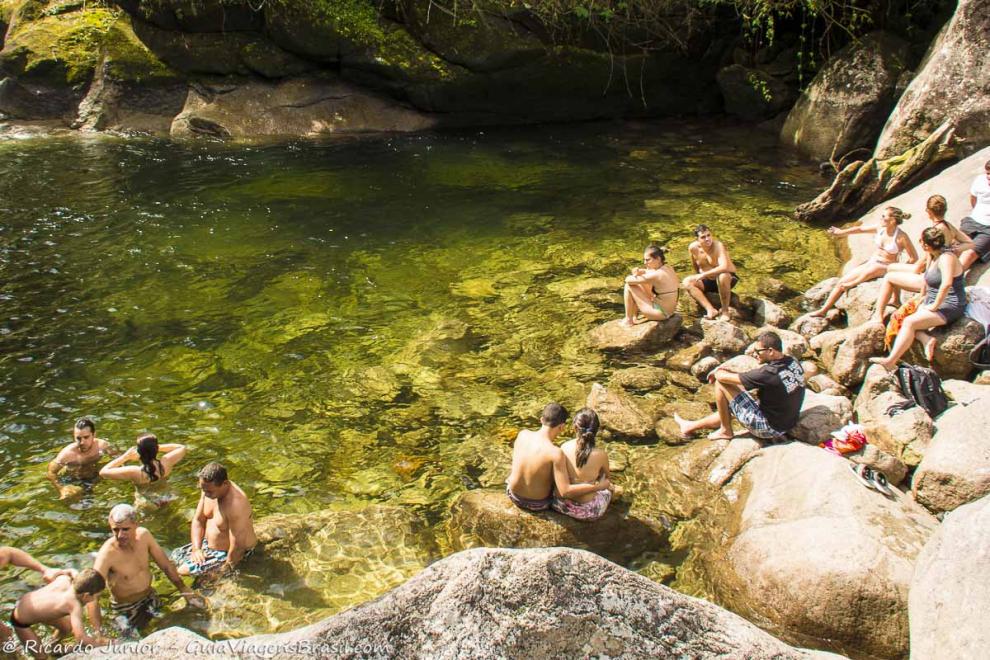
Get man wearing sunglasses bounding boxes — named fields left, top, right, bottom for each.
left=674, top=331, right=805, bottom=441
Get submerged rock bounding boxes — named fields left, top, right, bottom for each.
left=76, top=547, right=834, bottom=659
left=446, top=489, right=664, bottom=566
left=588, top=316, right=682, bottom=353
left=586, top=383, right=658, bottom=441
left=913, top=382, right=990, bottom=514
left=705, top=443, right=938, bottom=658
left=853, top=364, right=934, bottom=466
left=910, top=494, right=990, bottom=659
left=609, top=366, right=668, bottom=392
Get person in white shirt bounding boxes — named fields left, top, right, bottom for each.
left=959, top=159, right=990, bottom=270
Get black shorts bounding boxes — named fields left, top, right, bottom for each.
left=960, top=217, right=990, bottom=263
left=702, top=273, right=739, bottom=293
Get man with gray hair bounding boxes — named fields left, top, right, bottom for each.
left=88, top=504, right=205, bottom=634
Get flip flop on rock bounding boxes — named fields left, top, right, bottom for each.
left=869, top=470, right=896, bottom=497
left=849, top=463, right=877, bottom=491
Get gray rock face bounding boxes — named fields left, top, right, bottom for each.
left=707, top=443, right=938, bottom=659
left=700, top=318, right=749, bottom=354
left=854, top=364, right=934, bottom=465
left=875, top=0, right=990, bottom=158
left=913, top=382, right=990, bottom=514
left=781, top=32, right=911, bottom=163
left=589, top=316, right=683, bottom=353
left=70, top=548, right=829, bottom=659
left=586, top=383, right=657, bottom=440
left=811, top=321, right=885, bottom=387
left=752, top=298, right=790, bottom=327
left=791, top=389, right=852, bottom=445
left=716, top=64, right=796, bottom=120
left=909, top=494, right=990, bottom=659
left=905, top=316, right=982, bottom=380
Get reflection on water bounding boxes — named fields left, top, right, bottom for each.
left=0, top=121, right=837, bottom=638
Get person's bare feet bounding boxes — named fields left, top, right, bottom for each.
left=621, top=318, right=636, bottom=328
left=869, top=356, right=896, bottom=372
left=673, top=413, right=695, bottom=438
left=703, top=308, right=719, bottom=320
left=707, top=428, right=734, bottom=440
left=809, top=308, right=827, bottom=318
left=924, top=336, right=937, bottom=363
left=717, top=310, right=731, bottom=322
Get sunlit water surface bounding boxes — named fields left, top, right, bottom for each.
left=0, top=121, right=838, bottom=638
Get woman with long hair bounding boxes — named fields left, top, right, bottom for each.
left=100, top=433, right=187, bottom=507
left=622, top=244, right=680, bottom=326
left=551, top=408, right=614, bottom=521
left=870, top=226, right=966, bottom=369
left=811, top=206, right=918, bottom=318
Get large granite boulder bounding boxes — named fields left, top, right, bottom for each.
left=904, top=316, right=982, bottom=380
left=70, top=548, right=837, bottom=659
left=834, top=278, right=882, bottom=327
left=716, top=63, right=796, bottom=120
left=874, top=0, right=990, bottom=158
left=752, top=298, right=790, bottom=327
left=586, top=383, right=657, bottom=441
left=446, top=489, right=664, bottom=565
left=705, top=443, right=938, bottom=658
left=810, top=321, right=885, bottom=387
left=700, top=318, right=749, bottom=354
left=853, top=364, right=934, bottom=466
left=781, top=32, right=911, bottom=163
left=909, top=494, right=990, bottom=659
left=789, top=313, right=832, bottom=339
left=790, top=389, right=853, bottom=445
left=588, top=316, right=682, bottom=353
left=913, top=381, right=990, bottom=514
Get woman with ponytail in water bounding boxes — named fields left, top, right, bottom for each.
left=551, top=408, right=615, bottom=521
left=100, top=433, right=187, bottom=508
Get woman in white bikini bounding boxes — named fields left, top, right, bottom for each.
left=811, top=206, right=918, bottom=318
left=100, top=433, right=187, bottom=509
left=622, top=244, right=680, bottom=326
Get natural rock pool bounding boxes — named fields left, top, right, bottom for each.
left=0, top=121, right=839, bottom=639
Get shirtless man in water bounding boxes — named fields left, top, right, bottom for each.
left=9, top=569, right=108, bottom=659
left=682, top=224, right=739, bottom=321
left=89, top=504, right=205, bottom=634
left=47, top=418, right=116, bottom=500
left=1, top=547, right=71, bottom=645
left=172, top=463, right=257, bottom=577
left=506, top=402, right=612, bottom=512
left=622, top=244, right=680, bottom=326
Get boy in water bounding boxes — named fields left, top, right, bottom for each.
left=47, top=418, right=116, bottom=500
left=9, top=569, right=109, bottom=658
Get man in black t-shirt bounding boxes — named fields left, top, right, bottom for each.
left=674, top=331, right=805, bottom=441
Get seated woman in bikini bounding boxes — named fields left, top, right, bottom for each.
left=870, top=227, right=966, bottom=370
left=870, top=195, right=974, bottom=324
left=622, top=244, right=679, bottom=326
left=100, top=433, right=187, bottom=509
left=551, top=408, right=615, bottom=522
left=811, top=206, right=918, bottom=317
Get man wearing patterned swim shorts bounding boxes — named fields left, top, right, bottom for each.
left=674, top=331, right=805, bottom=441
left=89, top=504, right=205, bottom=635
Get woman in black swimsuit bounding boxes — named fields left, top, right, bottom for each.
left=871, top=227, right=966, bottom=371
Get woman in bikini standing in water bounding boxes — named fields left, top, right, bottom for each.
left=622, top=244, right=679, bottom=326
left=100, top=433, right=188, bottom=509
left=811, top=206, right=918, bottom=318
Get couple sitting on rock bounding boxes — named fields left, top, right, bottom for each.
left=507, top=403, right=615, bottom=521
left=622, top=225, right=739, bottom=325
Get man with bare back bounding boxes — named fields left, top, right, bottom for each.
left=171, top=463, right=257, bottom=578
left=89, top=504, right=205, bottom=634
left=47, top=418, right=116, bottom=500
left=8, top=569, right=108, bottom=658
left=1, top=547, right=70, bottom=645
left=506, top=402, right=612, bottom=512
left=682, top=224, right=739, bottom=321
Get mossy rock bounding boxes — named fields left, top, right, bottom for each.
left=99, top=13, right=179, bottom=85
left=116, top=0, right=262, bottom=33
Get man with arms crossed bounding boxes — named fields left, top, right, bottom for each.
left=47, top=418, right=115, bottom=500
left=88, top=504, right=205, bottom=634
left=674, top=331, right=805, bottom=441
left=506, top=402, right=612, bottom=512
left=172, top=463, right=257, bottom=577
left=682, top=224, right=739, bottom=321
left=959, top=159, right=990, bottom=269
left=8, top=569, right=108, bottom=659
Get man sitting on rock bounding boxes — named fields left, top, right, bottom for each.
left=959, top=158, right=990, bottom=270
left=682, top=224, right=739, bottom=321
left=674, top=331, right=805, bottom=441
left=507, top=402, right=611, bottom=512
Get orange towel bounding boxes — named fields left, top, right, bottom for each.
left=885, top=298, right=920, bottom=350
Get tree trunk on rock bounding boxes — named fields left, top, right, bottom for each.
left=794, top=121, right=957, bottom=223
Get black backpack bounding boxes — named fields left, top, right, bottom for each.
left=894, top=364, right=949, bottom=419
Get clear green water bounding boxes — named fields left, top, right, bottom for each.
left=0, top=121, right=838, bottom=638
